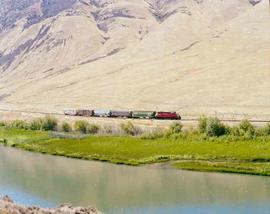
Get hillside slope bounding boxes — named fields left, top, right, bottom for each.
left=0, top=0, right=269, bottom=118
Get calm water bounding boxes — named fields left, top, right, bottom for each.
left=1, top=146, right=270, bottom=214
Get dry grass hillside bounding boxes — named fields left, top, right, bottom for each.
left=0, top=0, right=269, bottom=118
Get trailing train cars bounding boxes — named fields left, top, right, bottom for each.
left=64, top=109, right=181, bottom=120
left=132, top=111, right=156, bottom=119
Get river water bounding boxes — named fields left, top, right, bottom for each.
left=1, top=146, right=270, bottom=214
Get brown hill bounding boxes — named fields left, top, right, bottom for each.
left=0, top=0, right=269, bottom=118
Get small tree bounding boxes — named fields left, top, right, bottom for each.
left=238, top=119, right=255, bottom=137
left=168, top=122, right=183, bottom=134
left=74, top=120, right=89, bottom=134
left=120, top=122, right=141, bottom=136
left=198, top=116, right=208, bottom=133
left=62, top=122, right=72, bottom=132
left=41, top=116, right=58, bottom=131
left=205, top=117, right=226, bottom=137
left=87, top=124, right=100, bottom=134
left=29, top=118, right=43, bottom=130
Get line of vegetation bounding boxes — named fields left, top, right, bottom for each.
left=0, top=116, right=270, bottom=176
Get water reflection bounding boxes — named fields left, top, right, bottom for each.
left=1, top=146, right=270, bottom=213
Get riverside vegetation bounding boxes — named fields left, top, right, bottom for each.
left=0, top=116, right=270, bottom=176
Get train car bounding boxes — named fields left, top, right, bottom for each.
left=64, top=109, right=78, bottom=116
left=111, top=110, right=132, bottom=118
left=76, top=110, right=94, bottom=117
left=93, top=109, right=111, bottom=117
left=155, top=112, right=181, bottom=120
left=132, top=111, right=156, bottom=119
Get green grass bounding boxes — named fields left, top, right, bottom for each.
left=1, top=127, right=270, bottom=175
left=173, top=161, right=270, bottom=176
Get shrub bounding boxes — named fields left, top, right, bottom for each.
left=140, top=129, right=165, bottom=140
left=41, top=116, right=58, bottom=131
left=120, top=122, right=142, bottom=136
left=168, top=122, right=183, bottom=134
left=74, top=120, right=89, bottom=134
left=238, top=119, right=255, bottom=137
left=256, top=123, right=270, bottom=137
left=62, top=122, right=72, bottom=132
left=0, top=121, right=6, bottom=127
left=8, top=120, right=29, bottom=129
left=29, top=118, right=43, bottom=130
left=205, top=117, right=226, bottom=137
left=87, top=124, right=100, bottom=134
left=198, top=116, right=208, bottom=133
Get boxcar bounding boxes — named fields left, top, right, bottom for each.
left=93, top=109, right=111, bottom=117
left=155, top=112, right=181, bottom=120
left=76, top=110, right=94, bottom=117
left=132, top=111, right=156, bottom=119
left=64, top=109, right=78, bottom=116
left=111, top=111, right=132, bottom=118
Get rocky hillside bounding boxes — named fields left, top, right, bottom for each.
left=0, top=196, right=101, bottom=214
left=0, top=0, right=269, bottom=117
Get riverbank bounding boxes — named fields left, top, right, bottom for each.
left=0, top=196, right=101, bottom=214
left=1, top=127, right=270, bottom=176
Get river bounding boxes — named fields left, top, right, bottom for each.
left=1, top=146, right=270, bottom=214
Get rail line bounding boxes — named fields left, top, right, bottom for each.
left=1, top=108, right=270, bottom=123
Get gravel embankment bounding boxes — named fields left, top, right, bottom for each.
left=0, top=196, right=102, bottom=214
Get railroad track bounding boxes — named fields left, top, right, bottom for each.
left=0, top=108, right=270, bottom=123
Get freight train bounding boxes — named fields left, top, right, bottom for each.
left=64, top=109, right=181, bottom=120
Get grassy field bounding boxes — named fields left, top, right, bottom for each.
left=1, top=127, right=270, bottom=176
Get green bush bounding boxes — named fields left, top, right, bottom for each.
left=0, top=121, right=6, bottom=127
left=238, top=119, right=255, bottom=138
left=256, top=123, right=270, bottom=137
left=62, top=122, right=72, bottom=132
left=87, top=124, right=100, bottom=134
left=198, top=116, right=208, bottom=133
left=120, top=122, right=141, bottom=136
left=8, top=120, right=29, bottom=129
left=205, top=117, right=226, bottom=137
left=168, top=122, right=183, bottom=134
left=41, top=116, right=58, bottom=131
left=74, top=120, right=89, bottom=134
left=29, top=118, right=43, bottom=130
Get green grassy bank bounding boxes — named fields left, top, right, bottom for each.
left=1, top=127, right=270, bottom=176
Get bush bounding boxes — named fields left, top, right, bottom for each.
left=87, top=124, right=100, bottom=134
left=205, top=117, right=226, bottom=137
left=168, top=122, right=183, bottom=134
left=8, top=120, right=29, bottom=129
left=74, top=120, right=89, bottom=134
left=120, top=122, right=142, bottom=136
left=238, top=119, right=255, bottom=137
left=0, top=121, right=6, bottom=127
left=29, top=118, right=43, bottom=130
left=198, top=116, right=208, bottom=133
left=256, top=123, right=270, bottom=137
left=41, top=116, right=58, bottom=131
left=62, top=122, right=72, bottom=132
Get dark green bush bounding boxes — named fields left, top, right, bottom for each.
left=205, top=117, right=226, bottom=137
left=62, top=122, right=72, bottom=132
left=74, top=120, right=89, bottom=134
left=41, top=116, right=58, bottom=131
left=29, top=118, right=43, bottom=130
left=168, top=122, right=183, bottom=134
left=120, top=122, right=141, bottom=136
left=87, top=124, right=100, bottom=134
left=0, top=121, right=6, bottom=127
